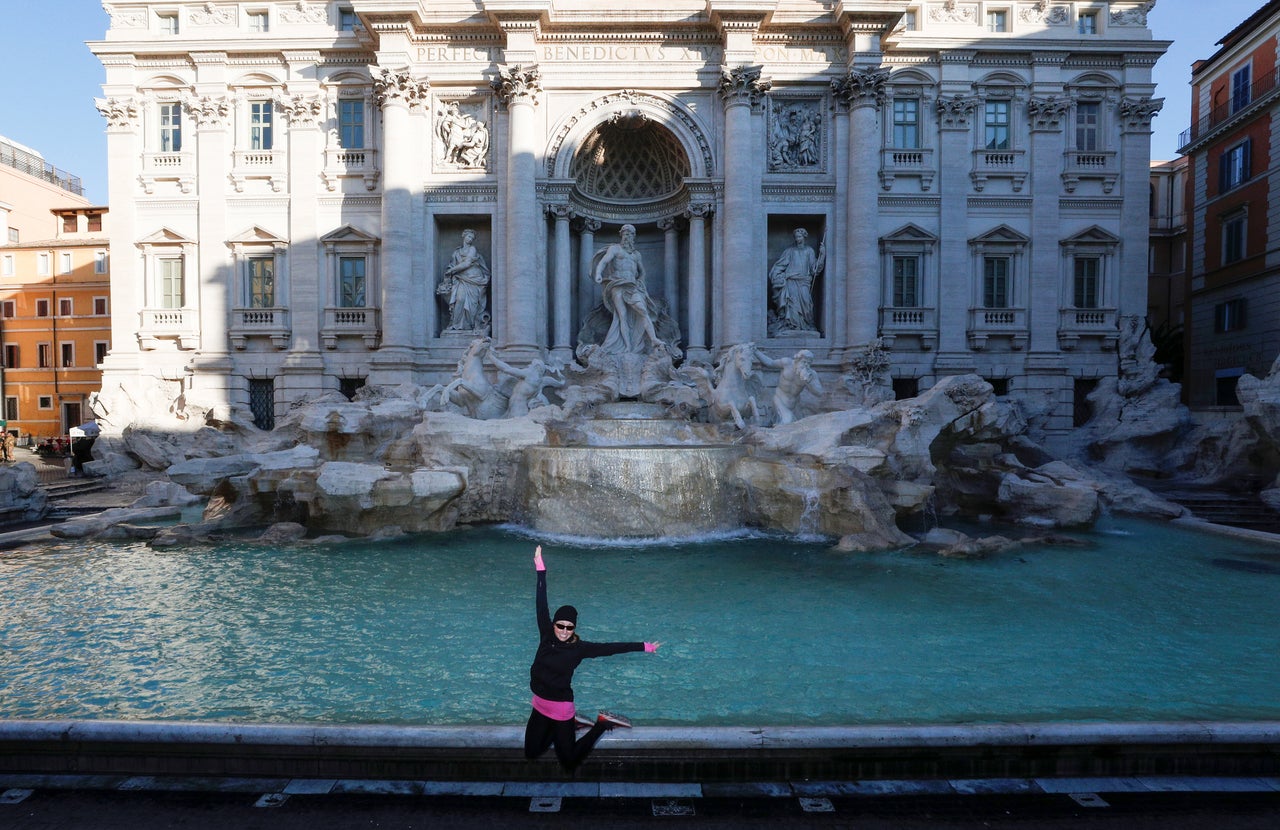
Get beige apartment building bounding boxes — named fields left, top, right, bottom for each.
left=0, top=137, right=111, bottom=440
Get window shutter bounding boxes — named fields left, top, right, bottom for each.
left=1219, top=152, right=1229, bottom=192
left=1243, top=138, right=1252, bottom=180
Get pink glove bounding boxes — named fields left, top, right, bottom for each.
left=534, top=546, right=545, bottom=572
left=644, top=642, right=661, bottom=653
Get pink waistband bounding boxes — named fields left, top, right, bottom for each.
left=531, top=694, right=576, bottom=721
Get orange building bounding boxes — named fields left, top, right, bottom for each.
left=0, top=138, right=110, bottom=442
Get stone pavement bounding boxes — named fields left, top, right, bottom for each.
left=3, top=774, right=1280, bottom=829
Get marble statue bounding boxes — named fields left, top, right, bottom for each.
left=593, top=224, right=662, bottom=354
left=489, top=352, right=565, bottom=418
left=437, top=229, right=490, bottom=334
left=768, top=228, right=825, bottom=335
left=755, top=347, right=824, bottom=425
left=436, top=102, right=490, bottom=167
left=430, top=337, right=508, bottom=419
left=769, top=101, right=821, bottom=169
left=684, top=343, right=764, bottom=430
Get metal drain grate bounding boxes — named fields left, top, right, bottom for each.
left=529, top=796, right=562, bottom=813
left=652, top=798, right=696, bottom=816
left=799, top=796, right=835, bottom=812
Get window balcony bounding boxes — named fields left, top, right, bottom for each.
left=967, top=307, right=1027, bottom=351
left=138, top=307, right=199, bottom=350
left=140, top=151, right=195, bottom=194
left=322, top=306, right=380, bottom=349
left=230, top=149, right=285, bottom=193
left=1179, top=64, right=1280, bottom=150
left=879, top=306, right=937, bottom=350
left=1061, top=150, right=1118, bottom=193
left=231, top=307, right=291, bottom=350
left=879, top=147, right=936, bottom=191
left=322, top=147, right=379, bottom=192
left=1058, top=307, right=1118, bottom=351
left=970, top=148, right=1027, bottom=192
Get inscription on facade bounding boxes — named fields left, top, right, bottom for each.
left=757, top=45, right=844, bottom=64
left=416, top=46, right=496, bottom=63
left=539, top=44, right=720, bottom=62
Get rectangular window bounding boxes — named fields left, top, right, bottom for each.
left=1, top=255, right=12, bottom=276
left=94, top=251, right=108, bottom=274
left=987, top=10, right=1008, bottom=32
left=984, top=101, right=1010, bottom=150
left=1214, top=298, right=1248, bottom=333
left=1075, top=102, right=1100, bottom=151
left=159, top=12, right=179, bottom=35
left=38, top=395, right=52, bottom=410
left=94, top=341, right=109, bottom=365
left=35, top=299, right=50, bottom=317
left=1073, top=378, right=1099, bottom=427
left=338, top=256, right=366, bottom=307
left=892, top=377, right=919, bottom=400
left=249, top=378, right=276, bottom=430
left=4, top=398, right=17, bottom=421
left=1223, top=213, right=1247, bottom=263
left=1, top=300, right=14, bottom=318
left=62, top=215, right=77, bottom=233
left=60, top=343, right=74, bottom=368
left=250, top=101, right=273, bottom=151
left=87, top=213, right=102, bottom=232
left=160, top=258, right=185, bottom=308
left=1219, top=139, right=1251, bottom=191
left=93, top=296, right=109, bottom=315
left=159, top=102, right=183, bottom=152
left=892, top=256, right=920, bottom=307
left=248, top=256, right=275, bottom=307
left=58, top=298, right=72, bottom=317
left=1073, top=257, right=1100, bottom=308
left=59, top=252, right=72, bottom=274
left=338, top=8, right=357, bottom=31
left=7, top=229, right=17, bottom=244
left=1231, top=64, right=1252, bottom=113
left=3, top=345, right=17, bottom=369
left=338, top=100, right=364, bottom=149
left=983, top=256, right=1010, bottom=308
left=1078, top=11, right=1098, bottom=34
left=902, top=9, right=918, bottom=30
left=892, top=99, right=920, bottom=149
left=248, top=11, right=269, bottom=32
left=37, top=343, right=51, bottom=369
left=37, top=253, right=50, bottom=276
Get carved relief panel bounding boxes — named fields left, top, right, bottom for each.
left=767, top=96, right=827, bottom=173
left=434, top=97, right=492, bottom=172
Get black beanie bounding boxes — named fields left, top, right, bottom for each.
left=553, top=605, right=578, bottom=625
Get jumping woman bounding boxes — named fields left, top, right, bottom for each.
left=524, top=545, right=660, bottom=772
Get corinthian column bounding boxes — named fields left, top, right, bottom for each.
left=94, top=97, right=142, bottom=372
left=493, top=64, right=543, bottom=359
left=833, top=67, right=888, bottom=356
left=548, top=204, right=573, bottom=358
left=717, top=65, right=770, bottom=346
left=1118, top=96, right=1163, bottom=320
left=372, top=67, right=429, bottom=370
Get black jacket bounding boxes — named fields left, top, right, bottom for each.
left=529, top=570, right=643, bottom=702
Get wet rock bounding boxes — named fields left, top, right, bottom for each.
left=256, top=522, right=308, bottom=545
left=131, top=480, right=202, bottom=508
left=50, top=506, right=182, bottom=539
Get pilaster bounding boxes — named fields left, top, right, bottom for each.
left=717, top=63, right=770, bottom=347
left=1118, top=96, right=1164, bottom=319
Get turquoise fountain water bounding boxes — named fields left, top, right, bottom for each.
left=2, top=518, right=1278, bottom=726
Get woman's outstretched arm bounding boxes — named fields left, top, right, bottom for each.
left=534, top=546, right=552, bottom=640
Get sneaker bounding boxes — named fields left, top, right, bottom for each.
left=574, top=712, right=596, bottom=729
left=597, top=710, right=632, bottom=729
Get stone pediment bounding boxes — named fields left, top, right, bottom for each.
left=136, top=227, right=194, bottom=245
left=320, top=225, right=379, bottom=244
left=969, top=224, right=1030, bottom=245
left=1061, top=225, right=1121, bottom=245
left=882, top=222, right=938, bottom=243
left=228, top=225, right=286, bottom=244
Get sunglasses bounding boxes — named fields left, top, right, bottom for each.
left=555, top=622, right=575, bottom=631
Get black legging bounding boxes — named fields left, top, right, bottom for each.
left=523, top=709, right=608, bottom=771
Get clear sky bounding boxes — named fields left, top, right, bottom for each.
left=0, top=0, right=1267, bottom=204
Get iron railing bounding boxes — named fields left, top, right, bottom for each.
left=1179, top=64, right=1280, bottom=149
left=0, top=140, right=83, bottom=196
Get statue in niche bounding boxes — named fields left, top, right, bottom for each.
left=436, top=102, right=490, bottom=167
left=768, top=228, right=826, bottom=336
left=577, top=224, right=682, bottom=361
left=755, top=347, right=824, bottom=426
left=437, top=229, right=491, bottom=334
left=769, top=101, right=822, bottom=170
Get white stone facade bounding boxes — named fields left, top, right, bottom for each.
left=88, top=1, right=1167, bottom=436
